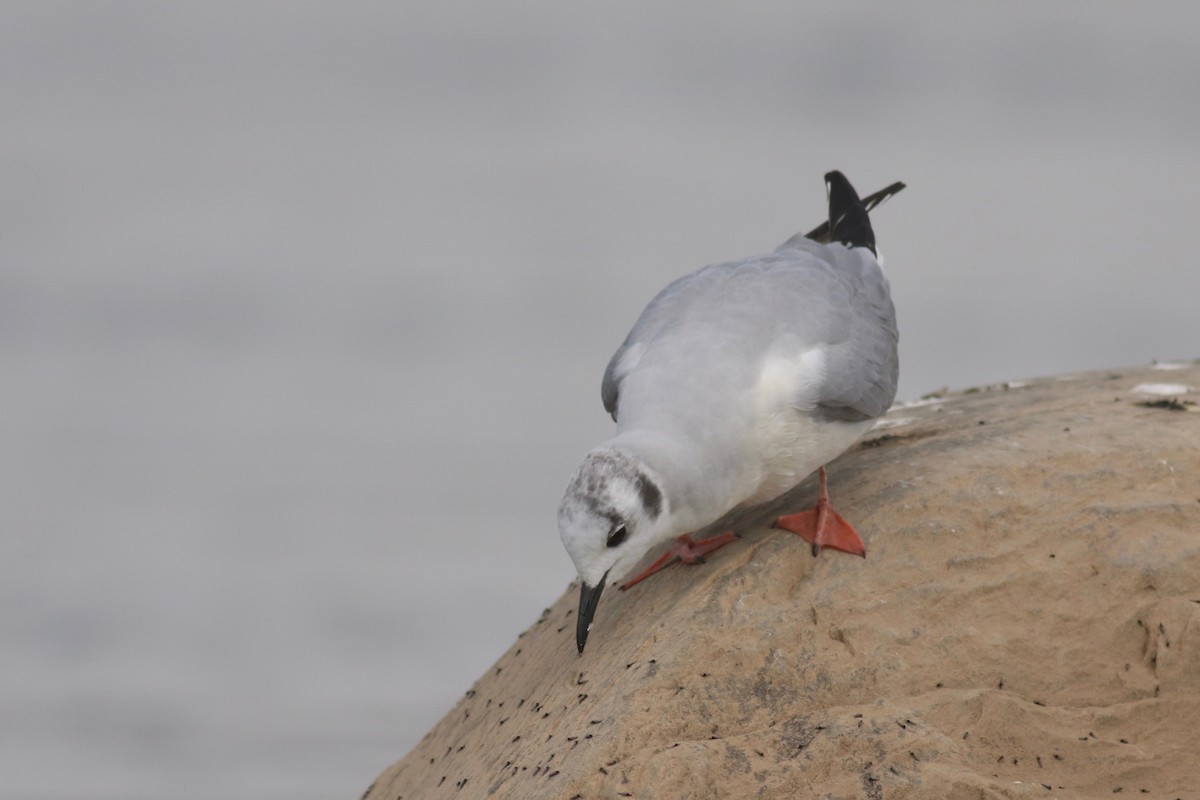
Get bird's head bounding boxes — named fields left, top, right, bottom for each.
left=557, top=447, right=669, bottom=653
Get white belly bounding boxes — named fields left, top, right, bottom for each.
left=741, top=348, right=874, bottom=505
left=743, top=411, right=873, bottom=505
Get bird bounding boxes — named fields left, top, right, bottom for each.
left=558, top=171, right=903, bottom=654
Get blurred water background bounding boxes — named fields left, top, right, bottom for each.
left=2, top=3, right=1199, bottom=798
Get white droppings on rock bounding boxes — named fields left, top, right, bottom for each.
left=1132, top=383, right=1194, bottom=396
left=894, top=395, right=945, bottom=409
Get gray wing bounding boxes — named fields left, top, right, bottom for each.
left=601, top=267, right=710, bottom=422
left=808, top=243, right=899, bottom=422
left=601, top=240, right=898, bottom=424
left=600, top=354, right=622, bottom=421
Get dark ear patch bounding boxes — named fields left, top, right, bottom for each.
left=636, top=474, right=663, bottom=519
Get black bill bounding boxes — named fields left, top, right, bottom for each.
left=576, top=574, right=607, bottom=654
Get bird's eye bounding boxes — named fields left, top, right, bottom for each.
left=606, top=524, right=628, bottom=548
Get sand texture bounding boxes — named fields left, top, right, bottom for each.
left=365, top=362, right=1200, bottom=800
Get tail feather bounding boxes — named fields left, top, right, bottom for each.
left=804, top=174, right=905, bottom=254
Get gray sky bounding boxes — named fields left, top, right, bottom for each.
left=3, top=3, right=1198, bottom=799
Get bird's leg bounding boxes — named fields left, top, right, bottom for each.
left=620, top=531, right=739, bottom=590
left=773, top=466, right=867, bottom=558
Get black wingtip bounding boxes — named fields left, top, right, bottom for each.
left=861, top=181, right=906, bottom=214
left=824, top=170, right=876, bottom=256
left=804, top=174, right=905, bottom=251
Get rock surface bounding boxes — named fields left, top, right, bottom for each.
left=365, top=363, right=1200, bottom=800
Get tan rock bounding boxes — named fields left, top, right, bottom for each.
left=365, top=363, right=1200, bottom=800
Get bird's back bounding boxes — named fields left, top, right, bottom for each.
left=603, top=238, right=898, bottom=442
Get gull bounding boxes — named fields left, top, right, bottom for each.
left=558, top=171, right=904, bottom=653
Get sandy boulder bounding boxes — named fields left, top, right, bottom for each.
left=365, top=362, right=1200, bottom=799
